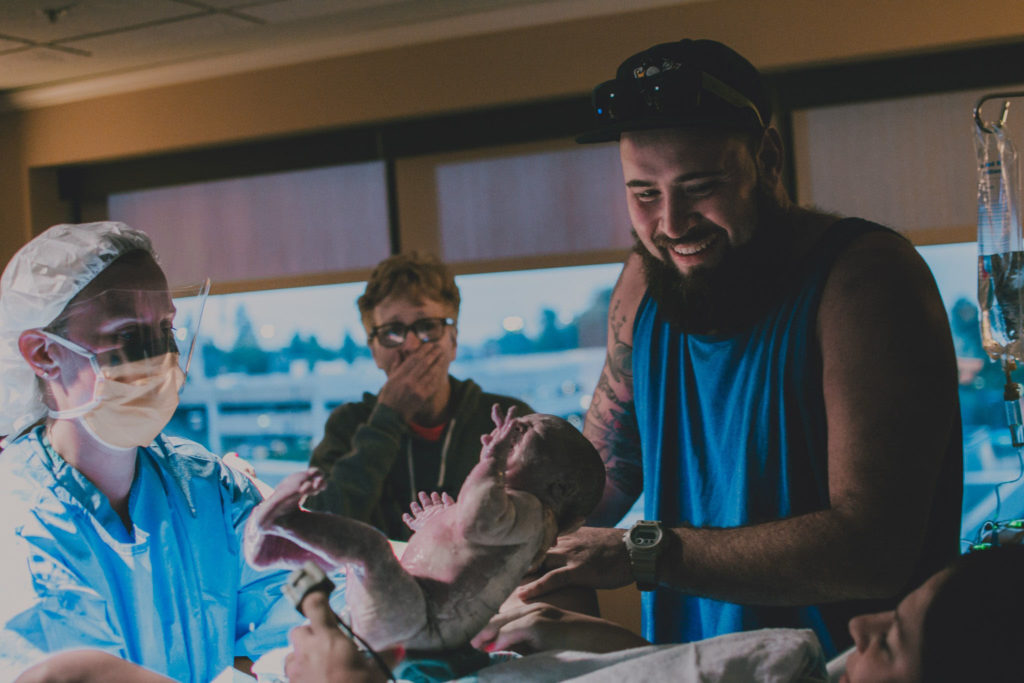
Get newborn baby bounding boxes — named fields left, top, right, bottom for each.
left=244, top=405, right=605, bottom=651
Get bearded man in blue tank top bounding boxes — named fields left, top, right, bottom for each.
left=517, top=39, right=963, bottom=657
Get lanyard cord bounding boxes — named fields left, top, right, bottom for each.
left=406, top=418, right=456, bottom=503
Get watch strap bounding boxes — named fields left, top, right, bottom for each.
left=624, top=520, right=663, bottom=591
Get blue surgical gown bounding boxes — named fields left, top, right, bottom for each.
left=0, top=427, right=315, bottom=682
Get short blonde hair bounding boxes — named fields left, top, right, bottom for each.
left=358, top=253, right=460, bottom=332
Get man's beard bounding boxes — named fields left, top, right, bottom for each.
left=636, top=182, right=791, bottom=335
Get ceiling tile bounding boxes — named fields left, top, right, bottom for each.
left=244, top=0, right=550, bottom=34
left=0, top=47, right=95, bottom=89
left=241, top=0, right=405, bottom=24
left=0, top=37, right=33, bottom=52
left=0, top=1, right=196, bottom=43
left=61, top=12, right=264, bottom=64
left=193, top=0, right=291, bottom=9
left=0, top=0, right=693, bottom=104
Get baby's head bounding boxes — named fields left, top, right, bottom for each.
left=487, top=407, right=605, bottom=533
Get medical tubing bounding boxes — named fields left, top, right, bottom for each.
left=333, top=607, right=397, bottom=683
left=989, top=439, right=1024, bottom=527
left=1005, top=370, right=1024, bottom=448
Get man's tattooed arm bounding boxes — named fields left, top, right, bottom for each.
left=584, top=293, right=644, bottom=526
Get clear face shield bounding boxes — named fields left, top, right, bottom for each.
left=42, top=279, right=210, bottom=449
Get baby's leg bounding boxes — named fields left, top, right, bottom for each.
left=244, top=468, right=333, bottom=569
left=246, top=470, right=429, bottom=648
left=275, top=508, right=429, bottom=647
left=345, top=553, right=429, bottom=650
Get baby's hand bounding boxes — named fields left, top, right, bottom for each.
left=402, top=490, right=456, bottom=532
left=479, top=404, right=519, bottom=463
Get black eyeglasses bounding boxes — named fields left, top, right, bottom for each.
left=369, top=317, right=455, bottom=348
left=592, top=67, right=764, bottom=130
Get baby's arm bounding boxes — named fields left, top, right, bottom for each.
left=456, top=406, right=547, bottom=545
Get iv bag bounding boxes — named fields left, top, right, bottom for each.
left=976, top=121, right=1024, bottom=362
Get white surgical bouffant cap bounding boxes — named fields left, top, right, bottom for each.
left=0, top=222, right=156, bottom=436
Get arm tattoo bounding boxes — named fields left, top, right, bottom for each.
left=608, top=341, right=632, bottom=385
left=586, top=368, right=641, bottom=468
left=606, top=458, right=643, bottom=499
left=606, top=295, right=634, bottom=385
left=583, top=279, right=643, bottom=497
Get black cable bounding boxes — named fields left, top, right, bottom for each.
left=334, top=612, right=396, bottom=683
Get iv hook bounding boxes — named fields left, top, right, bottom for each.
left=975, top=92, right=1024, bottom=134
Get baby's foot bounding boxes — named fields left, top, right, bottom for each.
left=256, top=468, right=325, bottom=532
left=402, top=490, right=456, bottom=532
left=243, top=468, right=326, bottom=567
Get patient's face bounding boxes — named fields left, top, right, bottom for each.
left=842, top=569, right=947, bottom=683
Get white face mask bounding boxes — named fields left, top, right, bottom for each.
left=43, top=332, right=184, bottom=449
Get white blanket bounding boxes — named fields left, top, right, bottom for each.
left=476, top=628, right=828, bottom=683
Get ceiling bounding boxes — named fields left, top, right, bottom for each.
left=0, top=0, right=689, bottom=109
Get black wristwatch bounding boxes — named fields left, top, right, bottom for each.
left=623, top=519, right=664, bottom=591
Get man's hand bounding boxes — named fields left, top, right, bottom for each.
left=471, top=602, right=649, bottom=655
left=517, top=526, right=633, bottom=600
left=375, top=343, right=448, bottom=422
left=285, top=591, right=396, bottom=683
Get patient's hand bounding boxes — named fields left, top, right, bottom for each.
left=402, top=491, right=455, bottom=532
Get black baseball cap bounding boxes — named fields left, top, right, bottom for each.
left=576, top=39, right=771, bottom=144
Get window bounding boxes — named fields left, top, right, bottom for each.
left=434, top=145, right=632, bottom=261
left=167, top=262, right=622, bottom=487
left=918, top=242, right=1024, bottom=544
left=109, top=161, right=391, bottom=288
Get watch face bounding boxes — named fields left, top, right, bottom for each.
left=630, top=523, right=663, bottom=547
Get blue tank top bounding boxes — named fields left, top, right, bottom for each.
left=631, top=218, right=956, bottom=656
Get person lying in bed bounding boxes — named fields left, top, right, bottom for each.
left=243, top=405, right=605, bottom=653
left=472, top=544, right=1024, bottom=682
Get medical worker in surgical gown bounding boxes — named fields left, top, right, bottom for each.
left=0, top=223, right=333, bottom=682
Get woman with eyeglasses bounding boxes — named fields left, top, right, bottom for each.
left=304, top=253, right=534, bottom=541
left=0, top=223, right=307, bottom=683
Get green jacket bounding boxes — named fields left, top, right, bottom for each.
left=306, top=376, right=532, bottom=540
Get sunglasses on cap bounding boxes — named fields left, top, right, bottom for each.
left=369, top=317, right=455, bottom=348
left=592, top=65, right=765, bottom=130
